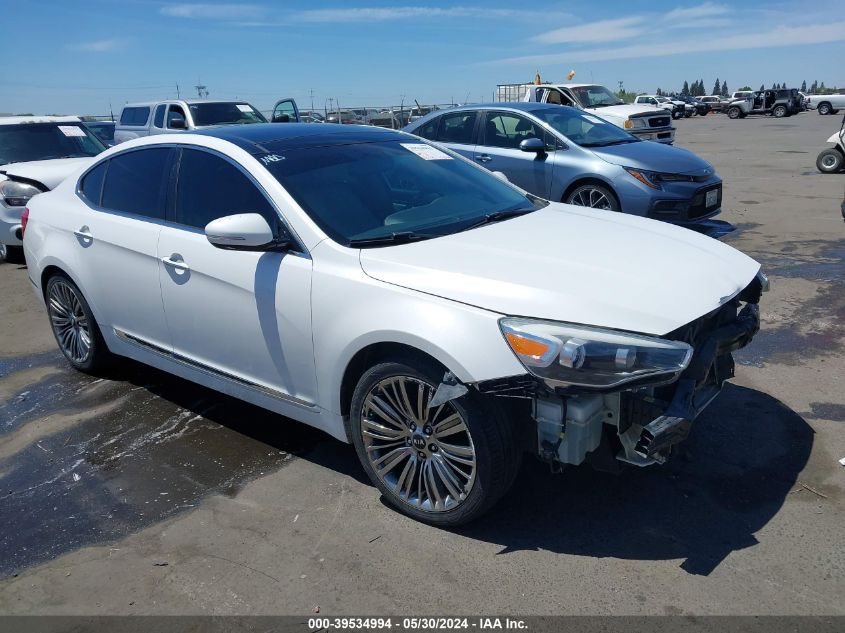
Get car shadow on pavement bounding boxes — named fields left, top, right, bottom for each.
left=453, top=383, right=814, bottom=576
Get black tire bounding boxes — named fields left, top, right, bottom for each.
left=0, top=243, right=23, bottom=264
left=44, top=272, right=113, bottom=373
left=349, top=357, right=521, bottom=526
left=816, top=149, right=844, bottom=174
left=773, top=105, right=787, bottom=118
left=671, top=109, right=683, bottom=120
left=728, top=106, right=742, bottom=119
left=565, top=183, right=621, bottom=211
left=684, top=110, right=692, bottom=118
left=817, top=102, right=832, bottom=115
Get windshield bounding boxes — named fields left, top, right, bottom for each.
left=188, top=103, right=267, bottom=127
left=569, top=85, right=623, bottom=108
left=0, top=123, right=106, bottom=165
left=264, top=140, right=545, bottom=246
left=532, top=108, right=638, bottom=148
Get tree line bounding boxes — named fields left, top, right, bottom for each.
left=654, top=78, right=839, bottom=98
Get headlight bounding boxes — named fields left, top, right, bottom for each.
left=500, top=318, right=692, bottom=389
left=623, top=118, right=647, bottom=130
left=0, top=180, right=42, bottom=207
left=624, top=167, right=696, bottom=189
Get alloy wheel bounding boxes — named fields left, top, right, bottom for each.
left=0, top=242, right=6, bottom=262
left=360, top=375, right=477, bottom=513
left=569, top=186, right=614, bottom=210
left=47, top=280, right=92, bottom=363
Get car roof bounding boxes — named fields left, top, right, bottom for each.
left=121, top=100, right=255, bottom=107
left=0, top=115, right=82, bottom=125
left=191, top=122, right=409, bottom=154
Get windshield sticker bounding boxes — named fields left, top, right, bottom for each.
left=259, top=154, right=284, bottom=165
left=400, top=143, right=452, bottom=160
left=581, top=115, right=606, bottom=125
left=236, top=104, right=253, bottom=113
left=58, top=125, right=87, bottom=137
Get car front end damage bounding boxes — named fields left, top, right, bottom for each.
left=473, top=272, right=767, bottom=470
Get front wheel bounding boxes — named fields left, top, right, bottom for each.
left=350, top=359, right=520, bottom=526
left=684, top=110, right=693, bottom=118
left=0, top=244, right=24, bottom=264
left=817, top=149, right=844, bottom=173
left=671, top=109, right=683, bottom=120
left=565, top=183, right=621, bottom=211
left=45, top=272, right=112, bottom=373
left=727, top=106, right=742, bottom=119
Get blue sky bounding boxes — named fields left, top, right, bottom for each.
left=3, top=1, right=844, bottom=115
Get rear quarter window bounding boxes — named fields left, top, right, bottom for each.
left=119, top=107, right=151, bottom=127
left=79, top=161, right=108, bottom=206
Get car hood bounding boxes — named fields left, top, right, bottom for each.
left=0, top=157, right=95, bottom=190
left=590, top=142, right=715, bottom=176
left=586, top=104, right=663, bottom=120
left=359, top=204, right=759, bottom=336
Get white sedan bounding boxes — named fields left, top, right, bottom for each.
left=22, top=124, right=765, bottom=525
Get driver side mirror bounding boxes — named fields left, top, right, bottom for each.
left=205, top=213, right=293, bottom=252
left=519, top=137, right=546, bottom=155
left=169, top=116, right=187, bottom=130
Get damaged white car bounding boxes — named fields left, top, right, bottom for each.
left=23, top=124, right=765, bottom=525
left=0, top=116, right=104, bottom=263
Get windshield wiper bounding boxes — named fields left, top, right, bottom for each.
left=348, top=231, right=438, bottom=247
left=458, top=207, right=533, bottom=232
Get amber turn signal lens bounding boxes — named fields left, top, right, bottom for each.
left=504, top=332, right=550, bottom=358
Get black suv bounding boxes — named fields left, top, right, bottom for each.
left=726, top=89, right=803, bottom=119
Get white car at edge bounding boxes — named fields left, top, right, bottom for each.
left=22, top=123, right=766, bottom=525
left=1, top=116, right=104, bottom=263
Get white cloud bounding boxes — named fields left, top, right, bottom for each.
left=665, top=2, right=731, bottom=22
left=292, top=6, right=550, bottom=23
left=68, top=39, right=125, bottom=53
left=532, top=17, right=646, bottom=45
left=486, top=20, right=845, bottom=66
left=160, top=3, right=264, bottom=19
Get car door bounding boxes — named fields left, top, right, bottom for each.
left=157, top=147, right=317, bottom=403
left=271, top=98, right=300, bottom=123
left=72, top=148, right=174, bottom=349
left=473, top=110, right=555, bottom=199
left=432, top=110, right=479, bottom=160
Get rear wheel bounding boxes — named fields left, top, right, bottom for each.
left=773, top=105, right=787, bottom=118
left=350, top=358, right=520, bottom=526
left=45, top=272, right=112, bottom=373
left=817, top=149, right=844, bottom=174
left=728, top=106, right=742, bottom=119
left=817, top=102, right=832, bottom=115
left=565, top=183, right=620, bottom=211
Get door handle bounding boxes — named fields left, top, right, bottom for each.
left=475, top=154, right=492, bottom=163
left=73, top=226, right=92, bottom=240
left=161, top=255, right=190, bottom=272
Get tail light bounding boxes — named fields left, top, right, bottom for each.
left=21, top=207, right=29, bottom=238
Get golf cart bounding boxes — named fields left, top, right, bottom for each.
left=816, top=112, right=845, bottom=174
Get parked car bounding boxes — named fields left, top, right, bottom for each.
left=23, top=123, right=764, bottom=525
left=404, top=103, right=723, bottom=225
left=114, top=98, right=299, bottom=143
left=677, top=96, right=711, bottom=116
left=725, top=89, right=803, bottom=119
left=633, top=95, right=685, bottom=120
left=0, top=116, right=105, bottom=263
left=299, top=111, right=325, bottom=124
left=326, top=110, right=363, bottom=124
left=662, top=96, right=696, bottom=118
left=497, top=83, right=675, bottom=143
left=804, top=93, right=845, bottom=115
left=698, top=96, right=728, bottom=112
left=816, top=113, right=845, bottom=173
left=731, top=91, right=753, bottom=101
left=83, top=121, right=116, bottom=147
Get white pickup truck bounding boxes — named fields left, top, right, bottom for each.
left=496, top=83, right=675, bottom=144
left=804, top=94, right=845, bottom=116
left=113, top=98, right=300, bottom=144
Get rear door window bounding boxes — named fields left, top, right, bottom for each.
left=101, top=148, right=171, bottom=218
left=173, top=149, right=277, bottom=230
left=119, top=107, right=151, bottom=127
left=79, top=161, right=108, bottom=206
left=434, top=112, right=477, bottom=144
left=153, top=105, right=166, bottom=128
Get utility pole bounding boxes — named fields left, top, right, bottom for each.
left=176, top=83, right=181, bottom=99
left=195, top=81, right=208, bottom=99
left=310, top=89, right=315, bottom=112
